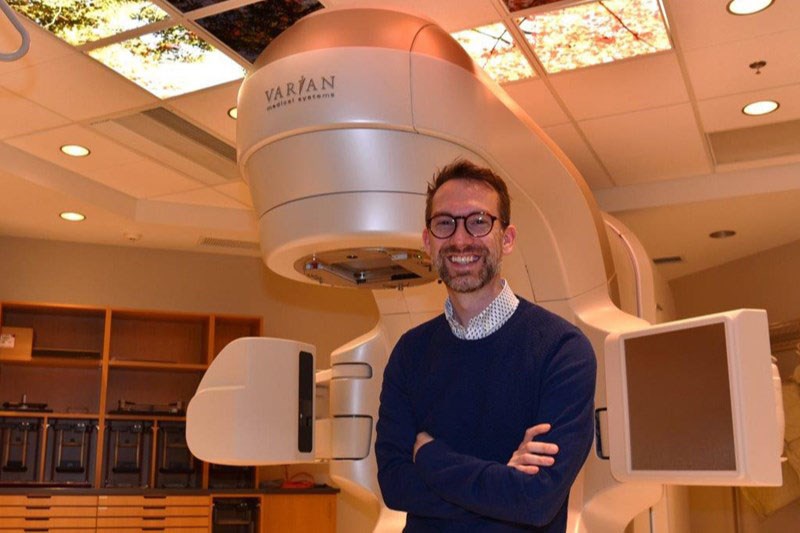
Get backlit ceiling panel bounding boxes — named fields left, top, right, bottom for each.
left=451, top=23, right=535, bottom=83
left=88, top=25, right=245, bottom=99
left=194, top=0, right=322, bottom=63
left=7, top=0, right=169, bottom=46
left=517, top=0, right=671, bottom=74
left=7, top=0, right=322, bottom=98
left=504, top=0, right=565, bottom=13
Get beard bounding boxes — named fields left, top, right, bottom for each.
left=434, top=243, right=502, bottom=293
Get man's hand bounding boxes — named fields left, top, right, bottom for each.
left=507, top=423, right=558, bottom=475
left=413, top=431, right=434, bottom=462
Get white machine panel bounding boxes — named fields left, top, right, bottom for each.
left=186, top=337, right=315, bottom=465
left=605, top=309, right=782, bottom=485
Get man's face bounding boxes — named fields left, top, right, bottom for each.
left=423, top=179, right=516, bottom=294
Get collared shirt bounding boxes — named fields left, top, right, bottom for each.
left=444, top=280, right=520, bottom=340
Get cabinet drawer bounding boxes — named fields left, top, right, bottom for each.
left=0, top=506, right=97, bottom=518
left=97, top=505, right=210, bottom=518
left=0, top=529, right=95, bottom=533
left=0, top=495, right=97, bottom=507
left=97, top=495, right=209, bottom=507
left=97, top=516, right=209, bottom=528
left=95, top=526, right=211, bottom=533
left=0, top=517, right=96, bottom=528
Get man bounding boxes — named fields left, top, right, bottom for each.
left=375, top=159, right=597, bottom=532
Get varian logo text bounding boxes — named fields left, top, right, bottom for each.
left=265, top=75, right=335, bottom=111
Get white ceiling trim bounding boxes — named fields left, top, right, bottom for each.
left=135, top=199, right=257, bottom=232
left=595, top=160, right=800, bottom=212
left=0, top=142, right=136, bottom=218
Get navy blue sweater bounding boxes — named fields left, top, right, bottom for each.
left=375, top=298, right=597, bottom=532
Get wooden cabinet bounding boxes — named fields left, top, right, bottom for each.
left=260, top=493, right=336, bottom=533
left=96, top=494, right=210, bottom=532
left=0, top=494, right=97, bottom=532
left=0, top=302, right=262, bottom=490
left=0, top=302, right=342, bottom=533
left=0, top=491, right=339, bottom=533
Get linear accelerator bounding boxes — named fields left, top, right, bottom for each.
left=187, top=8, right=783, bottom=532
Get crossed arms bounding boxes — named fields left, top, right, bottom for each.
left=375, top=333, right=596, bottom=527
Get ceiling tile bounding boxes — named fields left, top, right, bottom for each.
left=5, top=124, right=142, bottom=172
left=0, top=167, right=137, bottom=246
left=549, top=52, right=688, bottom=120
left=0, top=88, right=69, bottom=140
left=81, top=158, right=204, bottom=199
left=0, top=16, right=74, bottom=77
left=579, top=103, right=711, bottom=185
left=666, top=0, right=800, bottom=51
left=698, top=84, right=800, bottom=133
left=684, top=29, right=800, bottom=101
left=167, top=81, right=240, bottom=145
left=1, top=53, right=157, bottom=121
left=543, top=123, right=614, bottom=189
left=503, top=78, right=569, bottom=127
left=324, top=0, right=502, bottom=31
left=152, top=187, right=247, bottom=209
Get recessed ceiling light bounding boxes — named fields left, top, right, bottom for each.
left=742, top=99, right=779, bottom=116
left=60, top=211, right=86, bottom=222
left=727, top=0, right=774, bottom=16
left=60, top=144, right=90, bottom=157
left=228, top=106, right=238, bottom=119
left=709, top=230, right=736, bottom=239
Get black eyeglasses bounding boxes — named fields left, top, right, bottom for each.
left=426, top=211, right=504, bottom=239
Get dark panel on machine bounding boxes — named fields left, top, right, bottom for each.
left=625, top=323, right=736, bottom=471
left=298, top=351, right=313, bottom=453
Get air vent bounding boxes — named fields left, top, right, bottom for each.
left=142, top=108, right=236, bottom=162
left=198, top=237, right=261, bottom=250
left=708, top=119, right=800, bottom=165
left=92, top=107, right=238, bottom=186
left=653, top=256, right=683, bottom=265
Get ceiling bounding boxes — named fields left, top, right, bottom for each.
left=1, top=0, right=799, bottom=282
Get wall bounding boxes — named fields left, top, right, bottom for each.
left=0, top=235, right=378, bottom=368
left=669, top=237, right=800, bottom=533
left=671, top=237, right=800, bottom=324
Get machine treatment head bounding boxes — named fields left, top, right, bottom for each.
left=236, top=9, right=489, bottom=290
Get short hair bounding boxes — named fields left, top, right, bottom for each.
left=425, top=159, right=511, bottom=226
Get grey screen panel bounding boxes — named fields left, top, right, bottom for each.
left=625, top=323, right=736, bottom=471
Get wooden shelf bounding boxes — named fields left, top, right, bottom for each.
left=105, top=413, right=186, bottom=422
left=0, top=410, right=51, bottom=418
left=0, top=301, right=261, bottom=493
left=108, top=360, right=207, bottom=373
left=1, top=356, right=101, bottom=368
left=46, top=412, right=100, bottom=420
left=32, top=347, right=102, bottom=359
left=0, top=411, right=99, bottom=418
